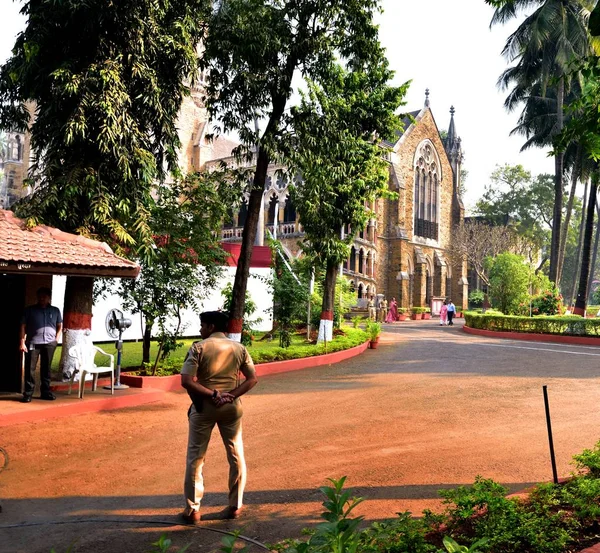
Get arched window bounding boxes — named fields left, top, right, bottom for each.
left=413, top=141, right=440, bottom=240
left=238, top=200, right=248, bottom=227
left=223, top=207, right=235, bottom=229
left=267, top=194, right=278, bottom=225
left=349, top=246, right=356, bottom=272
left=283, top=195, right=296, bottom=223
left=358, top=283, right=364, bottom=299
left=358, top=249, right=365, bottom=274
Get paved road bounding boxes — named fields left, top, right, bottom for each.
left=3, top=321, right=600, bottom=552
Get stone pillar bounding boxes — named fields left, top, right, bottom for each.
left=435, top=264, right=447, bottom=297
left=255, top=192, right=265, bottom=246
left=413, top=264, right=427, bottom=307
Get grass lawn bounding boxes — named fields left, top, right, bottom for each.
left=51, top=326, right=369, bottom=374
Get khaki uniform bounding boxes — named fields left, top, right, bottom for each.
left=181, top=332, right=256, bottom=512
left=368, top=298, right=376, bottom=321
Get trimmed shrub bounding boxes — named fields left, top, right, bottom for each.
left=464, top=312, right=600, bottom=337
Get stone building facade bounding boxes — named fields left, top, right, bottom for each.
left=191, top=91, right=469, bottom=312
left=0, top=130, right=32, bottom=209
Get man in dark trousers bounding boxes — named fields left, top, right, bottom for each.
left=446, top=299, right=456, bottom=326
left=20, top=287, right=63, bottom=402
left=180, top=311, right=258, bottom=523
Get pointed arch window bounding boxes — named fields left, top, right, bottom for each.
left=413, top=141, right=440, bottom=240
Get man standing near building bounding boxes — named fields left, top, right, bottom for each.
left=20, top=287, right=62, bottom=403
left=180, top=311, right=258, bottom=523
left=446, top=299, right=456, bottom=326
left=368, top=295, right=376, bottom=321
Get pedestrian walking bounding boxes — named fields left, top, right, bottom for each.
left=386, top=297, right=398, bottom=322
left=439, top=300, right=448, bottom=326
left=446, top=299, right=456, bottom=326
left=180, top=311, right=258, bottom=523
left=20, top=287, right=62, bottom=403
left=379, top=298, right=388, bottom=323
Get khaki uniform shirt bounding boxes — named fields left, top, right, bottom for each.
left=181, top=332, right=256, bottom=392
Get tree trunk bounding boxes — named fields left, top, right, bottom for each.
left=587, top=200, right=600, bottom=303
left=574, top=171, right=598, bottom=316
left=317, top=259, right=338, bottom=344
left=142, top=320, right=153, bottom=366
left=549, top=77, right=565, bottom=284
left=570, top=178, right=589, bottom=308
left=59, top=276, right=94, bottom=379
left=227, top=145, right=270, bottom=341
left=557, top=145, right=581, bottom=285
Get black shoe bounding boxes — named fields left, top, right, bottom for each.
left=20, top=395, right=32, bottom=403
left=40, top=392, right=56, bottom=401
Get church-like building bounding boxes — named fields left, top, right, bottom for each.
left=6, top=86, right=469, bottom=313
left=179, top=89, right=469, bottom=312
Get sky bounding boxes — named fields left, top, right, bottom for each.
left=0, top=0, right=555, bottom=212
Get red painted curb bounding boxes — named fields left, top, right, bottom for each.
left=120, top=373, right=182, bottom=391
left=254, top=340, right=370, bottom=377
left=120, top=340, right=371, bottom=388
left=0, top=388, right=165, bottom=427
left=463, top=325, right=600, bottom=346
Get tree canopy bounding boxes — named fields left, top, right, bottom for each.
left=0, top=0, right=208, bottom=256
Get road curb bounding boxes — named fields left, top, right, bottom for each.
left=463, top=325, right=600, bottom=346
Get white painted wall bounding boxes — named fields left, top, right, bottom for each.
left=52, top=268, right=273, bottom=344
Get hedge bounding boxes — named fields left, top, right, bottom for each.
left=464, top=311, right=600, bottom=337
left=250, top=327, right=368, bottom=364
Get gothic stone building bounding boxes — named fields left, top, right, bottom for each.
left=183, top=90, right=468, bottom=312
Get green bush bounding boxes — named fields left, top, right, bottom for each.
left=487, top=253, right=531, bottom=315
left=469, top=290, right=485, bottom=308
left=411, top=306, right=428, bottom=314
left=464, top=311, right=600, bottom=337
left=250, top=327, right=368, bottom=364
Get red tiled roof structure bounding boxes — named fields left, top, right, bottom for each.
left=0, top=210, right=140, bottom=278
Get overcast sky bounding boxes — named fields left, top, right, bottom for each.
left=0, top=0, right=554, bottom=211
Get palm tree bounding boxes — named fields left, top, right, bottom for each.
left=490, top=0, right=594, bottom=284
left=574, top=168, right=599, bottom=314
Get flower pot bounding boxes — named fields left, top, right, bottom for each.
left=422, top=313, right=431, bottom=320
left=411, top=313, right=422, bottom=320
left=369, top=340, right=379, bottom=349
left=397, top=314, right=407, bottom=321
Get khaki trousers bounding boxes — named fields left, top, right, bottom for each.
left=184, top=400, right=246, bottom=512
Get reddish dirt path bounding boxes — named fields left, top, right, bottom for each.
left=3, top=321, right=600, bottom=552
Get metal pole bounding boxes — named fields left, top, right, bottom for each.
left=543, top=385, right=559, bottom=484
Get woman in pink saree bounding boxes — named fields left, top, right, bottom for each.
left=439, top=300, right=448, bottom=326
left=385, top=297, right=398, bottom=322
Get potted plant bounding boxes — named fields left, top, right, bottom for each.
left=367, top=322, right=382, bottom=349
left=411, top=307, right=424, bottom=320
left=422, top=307, right=431, bottom=320
left=397, top=308, right=408, bottom=321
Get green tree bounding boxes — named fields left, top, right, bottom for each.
left=199, top=0, right=396, bottom=340
left=487, top=0, right=595, bottom=284
left=109, top=174, right=234, bottom=370
left=476, top=164, right=554, bottom=255
left=487, top=253, right=532, bottom=314
left=270, top=246, right=309, bottom=348
left=288, top=58, right=406, bottom=342
left=0, top=0, right=207, bottom=372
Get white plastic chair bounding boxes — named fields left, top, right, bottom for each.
left=68, top=344, right=115, bottom=398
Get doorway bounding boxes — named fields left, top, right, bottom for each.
left=0, top=274, right=25, bottom=393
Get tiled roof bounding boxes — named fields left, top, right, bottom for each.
left=0, top=210, right=140, bottom=278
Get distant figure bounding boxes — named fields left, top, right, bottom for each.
left=440, top=300, right=448, bottom=326
left=386, top=297, right=398, bottom=323
left=20, top=287, right=62, bottom=403
left=446, top=299, right=456, bottom=326
left=368, top=295, right=376, bottom=321
left=379, top=298, right=388, bottom=322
